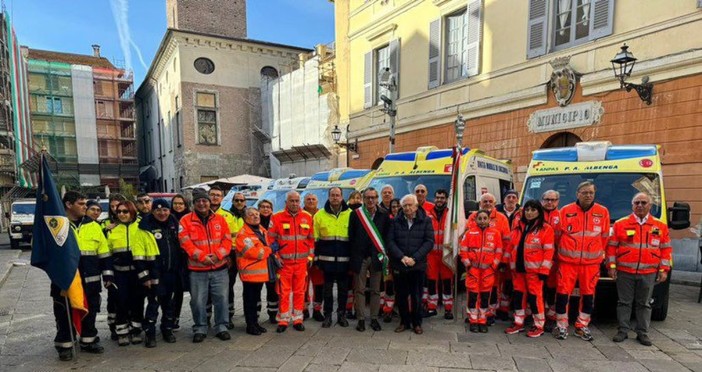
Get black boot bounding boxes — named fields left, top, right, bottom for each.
left=322, top=313, right=332, bottom=328
left=337, top=312, right=349, bottom=327
left=276, top=324, right=287, bottom=333
left=356, top=319, right=366, bottom=332
left=80, top=342, right=104, bottom=354
left=145, top=334, right=156, bottom=348
left=246, top=324, right=262, bottom=336
left=109, top=325, right=118, bottom=341
left=255, top=323, right=267, bottom=333
left=268, top=312, right=277, bottom=325
left=313, top=310, right=325, bottom=322
left=57, top=347, right=73, bottom=361
left=162, top=330, right=176, bottom=343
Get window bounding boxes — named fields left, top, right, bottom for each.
left=428, top=0, right=482, bottom=89
left=175, top=95, right=182, bottom=147
left=195, top=92, right=218, bottom=145
left=260, top=66, right=279, bottom=80
left=363, top=39, right=399, bottom=109
left=527, top=0, right=614, bottom=58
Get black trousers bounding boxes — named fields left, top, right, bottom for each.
left=114, top=270, right=146, bottom=336
left=243, top=282, right=264, bottom=326
left=144, top=271, right=181, bottom=336
left=261, top=280, right=279, bottom=318
left=322, top=271, right=349, bottom=315
left=395, top=270, right=424, bottom=327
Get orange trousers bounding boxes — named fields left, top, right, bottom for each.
left=511, top=272, right=545, bottom=328
left=465, top=266, right=496, bottom=324
left=276, top=261, right=308, bottom=326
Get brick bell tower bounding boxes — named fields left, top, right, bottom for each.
left=166, top=0, right=247, bottom=39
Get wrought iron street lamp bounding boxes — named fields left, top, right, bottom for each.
left=610, top=43, right=653, bottom=105
left=331, top=125, right=357, bottom=152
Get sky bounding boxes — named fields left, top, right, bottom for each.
left=6, top=0, right=335, bottom=84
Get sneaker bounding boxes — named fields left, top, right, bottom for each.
left=337, top=313, right=349, bottom=328
left=544, top=319, right=556, bottom=333
left=469, top=324, right=479, bottom=333
left=554, top=327, right=568, bottom=340
left=479, top=324, right=488, bottom=333
left=444, top=311, right=454, bottom=320
left=527, top=326, right=544, bottom=338
left=322, top=314, right=332, bottom=328
left=293, top=323, right=305, bottom=332
left=612, top=331, right=628, bottom=343
left=636, top=333, right=652, bottom=346
left=574, top=327, right=593, bottom=341
left=505, top=324, right=524, bottom=334
left=276, top=325, right=287, bottom=333
left=57, top=347, right=73, bottom=361
left=313, top=310, right=325, bottom=322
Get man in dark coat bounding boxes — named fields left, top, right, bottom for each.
left=349, top=187, right=391, bottom=332
left=387, top=194, right=434, bottom=335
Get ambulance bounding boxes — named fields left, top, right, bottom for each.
left=520, top=141, right=690, bottom=320
left=301, top=168, right=374, bottom=207
left=255, top=176, right=311, bottom=213
left=367, top=146, right=514, bottom=204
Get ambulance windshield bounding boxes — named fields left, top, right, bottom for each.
left=522, top=173, right=662, bottom=221
left=368, top=175, right=451, bottom=202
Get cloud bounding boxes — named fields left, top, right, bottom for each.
left=109, top=0, right=148, bottom=72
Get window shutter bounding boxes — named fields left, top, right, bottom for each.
left=388, top=38, right=400, bottom=98
left=363, top=51, right=372, bottom=109
left=465, top=0, right=482, bottom=77
left=428, top=18, right=441, bottom=89
left=589, top=0, right=614, bottom=39
left=526, top=0, right=548, bottom=59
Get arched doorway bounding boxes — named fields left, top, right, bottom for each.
left=541, top=132, right=582, bottom=149
left=371, top=157, right=384, bottom=170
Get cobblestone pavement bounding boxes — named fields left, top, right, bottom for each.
left=1, top=252, right=702, bottom=371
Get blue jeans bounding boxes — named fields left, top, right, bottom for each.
left=190, top=269, right=229, bottom=334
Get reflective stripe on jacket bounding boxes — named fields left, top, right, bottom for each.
left=313, top=201, right=351, bottom=272
left=459, top=226, right=503, bottom=270
left=179, top=211, right=232, bottom=271
left=107, top=222, right=159, bottom=282
left=504, top=222, right=555, bottom=275
left=429, top=206, right=449, bottom=251
left=466, top=209, right=511, bottom=246
left=73, top=217, right=112, bottom=284
left=606, top=213, right=672, bottom=274
left=269, top=209, right=315, bottom=263
left=235, top=224, right=271, bottom=282
left=557, top=202, right=610, bottom=265
left=216, top=208, right=243, bottom=238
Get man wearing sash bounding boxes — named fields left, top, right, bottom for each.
left=349, top=187, right=391, bottom=332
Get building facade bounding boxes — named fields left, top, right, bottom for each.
left=136, top=0, right=310, bottom=191
left=262, top=45, right=340, bottom=179
left=335, top=0, right=702, bottom=243
left=25, top=47, right=137, bottom=188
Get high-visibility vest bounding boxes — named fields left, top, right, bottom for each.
left=467, top=209, right=511, bottom=246
left=269, top=209, right=314, bottom=263
left=459, top=226, right=503, bottom=270
left=107, top=222, right=159, bottom=282
left=179, top=212, right=232, bottom=271
left=557, top=202, right=610, bottom=265
left=607, top=213, right=672, bottom=274
left=504, top=222, right=555, bottom=275
left=544, top=208, right=562, bottom=243
left=235, top=224, right=271, bottom=282
left=429, top=207, right=449, bottom=250
left=216, top=208, right=242, bottom=237
left=73, top=217, right=111, bottom=284
left=313, top=203, right=351, bottom=271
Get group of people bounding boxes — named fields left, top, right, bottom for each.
left=51, top=180, right=671, bottom=361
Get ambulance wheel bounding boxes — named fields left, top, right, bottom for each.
left=10, top=238, right=19, bottom=250
left=651, top=281, right=670, bottom=321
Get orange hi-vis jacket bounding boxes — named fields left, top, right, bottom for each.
left=459, top=226, right=503, bottom=269
left=504, top=222, right=555, bottom=275
left=606, top=213, right=672, bottom=275
left=429, top=206, right=449, bottom=250
left=557, top=202, right=610, bottom=265
left=268, top=209, right=315, bottom=263
left=179, top=211, right=232, bottom=271
left=235, top=224, right=272, bottom=282
left=467, top=209, right=511, bottom=247
left=544, top=208, right=562, bottom=243
left=421, top=201, right=435, bottom=216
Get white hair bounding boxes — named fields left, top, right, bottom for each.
left=480, top=193, right=495, bottom=202
left=381, top=184, right=394, bottom=194
left=542, top=190, right=560, bottom=199
left=631, top=192, right=652, bottom=204
left=286, top=191, right=300, bottom=200
left=400, top=194, right=418, bottom=206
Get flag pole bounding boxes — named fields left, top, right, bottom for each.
left=64, top=290, right=78, bottom=360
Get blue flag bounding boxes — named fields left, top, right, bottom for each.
left=30, top=153, right=80, bottom=291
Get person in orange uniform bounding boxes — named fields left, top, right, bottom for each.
left=414, top=184, right=434, bottom=215
left=540, top=190, right=561, bottom=332
left=554, top=181, right=610, bottom=342
left=503, top=200, right=554, bottom=338
left=179, top=189, right=233, bottom=343
left=303, top=193, right=324, bottom=321
left=268, top=191, right=315, bottom=333
left=608, top=192, right=671, bottom=346
left=460, top=209, right=503, bottom=333
left=426, top=189, right=454, bottom=319
left=235, top=207, right=273, bottom=336
left=465, top=193, right=511, bottom=323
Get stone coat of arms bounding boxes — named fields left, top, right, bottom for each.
left=549, top=56, right=577, bottom=107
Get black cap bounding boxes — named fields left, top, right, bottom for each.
left=152, top=198, right=170, bottom=210
left=504, top=190, right=518, bottom=199
left=86, top=200, right=101, bottom=209
left=192, top=189, right=210, bottom=202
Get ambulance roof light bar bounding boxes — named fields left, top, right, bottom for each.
left=575, top=141, right=611, bottom=161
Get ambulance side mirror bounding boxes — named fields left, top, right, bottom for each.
left=464, top=200, right=479, bottom=218
left=668, top=202, right=690, bottom=230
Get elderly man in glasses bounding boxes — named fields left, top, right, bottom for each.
left=414, top=184, right=434, bottom=216
left=607, top=192, right=670, bottom=346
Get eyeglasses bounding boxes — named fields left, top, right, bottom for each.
left=415, top=190, right=426, bottom=194
left=578, top=191, right=595, bottom=196
left=209, top=194, right=223, bottom=199
left=542, top=198, right=558, bottom=202
left=633, top=201, right=648, bottom=206
left=172, top=202, right=185, bottom=206
left=116, top=210, right=130, bottom=215
left=234, top=199, right=246, bottom=202
left=137, top=198, right=151, bottom=203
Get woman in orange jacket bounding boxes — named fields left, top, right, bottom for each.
left=503, top=200, right=555, bottom=338
left=459, top=210, right=503, bottom=333
left=236, top=207, right=273, bottom=336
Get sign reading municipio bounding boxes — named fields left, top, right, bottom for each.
left=527, top=101, right=604, bottom=133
